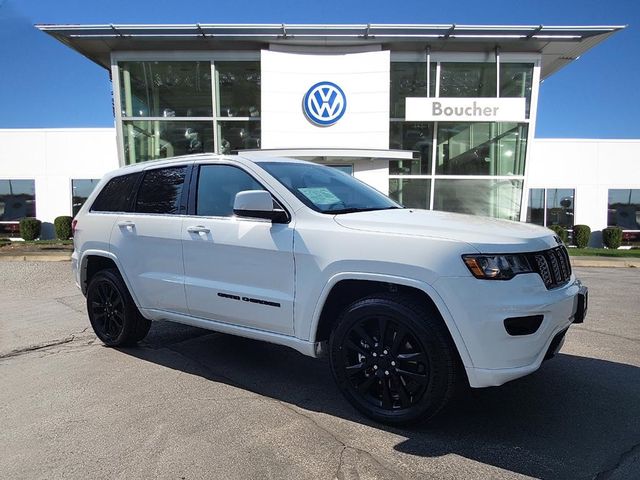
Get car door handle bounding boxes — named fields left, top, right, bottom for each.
left=187, top=225, right=210, bottom=234
left=117, top=220, right=135, bottom=228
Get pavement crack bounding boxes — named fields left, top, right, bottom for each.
left=594, top=439, right=640, bottom=479
left=0, top=327, right=91, bottom=360
left=574, top=326, right=640, bottom=344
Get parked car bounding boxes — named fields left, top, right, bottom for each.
left=72, top=154, right=588, bottom=425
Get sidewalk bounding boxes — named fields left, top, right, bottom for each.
left=0, top=251, right=71, bottom=262
left=569, top=256, right=640, bottom=268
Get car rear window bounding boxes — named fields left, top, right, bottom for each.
left=90, top=173, right=141, bottom=213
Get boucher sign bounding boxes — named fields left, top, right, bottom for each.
left=405, top=97, right=526, bottom=122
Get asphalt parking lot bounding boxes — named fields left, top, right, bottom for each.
left=1, top=262, right=639, bottom=480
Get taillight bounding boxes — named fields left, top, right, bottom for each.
left=71, top=219, right=78, bottom=236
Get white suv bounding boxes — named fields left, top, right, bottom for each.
left=72, top=154, right=588, bottom=424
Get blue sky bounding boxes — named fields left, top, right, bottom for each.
left=0, top=0, right=638, bottom=138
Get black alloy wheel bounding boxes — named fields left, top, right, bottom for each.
left=330, top=294, right=460, bottom=425
left=86, top=268, right=151, bottom=346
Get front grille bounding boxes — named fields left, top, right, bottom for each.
left=528, top=246, right=572, bottom=289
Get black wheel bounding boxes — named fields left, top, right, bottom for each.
left=329, top=293, right=460, bottom=425
left=86, top=268, right=151, bottom=347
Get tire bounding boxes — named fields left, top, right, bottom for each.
left=329, top=293, right=459, bottom=425
left=86, top=268, right=151, bottom=347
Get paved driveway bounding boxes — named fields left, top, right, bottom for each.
left=1, top=263, right=638, bottom=479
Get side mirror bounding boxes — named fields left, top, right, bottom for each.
left=233, top=190, right=288, bottom=223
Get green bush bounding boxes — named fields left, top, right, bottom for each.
left=19, top=217, right=42, bottom=241
left=572, top=224, right=591, bottom=248
left=602, top=227, right=623, bottom=249
left=548, top=225, right=568, bottom=244
left=54, top=216, right=73, bottom=240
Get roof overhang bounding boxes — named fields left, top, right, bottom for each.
left=36, top=23, right=624, bottom=79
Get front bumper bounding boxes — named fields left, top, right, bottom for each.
left=434, top=273, right=587, bottom=388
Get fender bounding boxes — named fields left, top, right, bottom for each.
left=308, top=271, right=474, bottom=369
left=79, top=249, right=143, bottom=309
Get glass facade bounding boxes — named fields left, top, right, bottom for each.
left=440, top=62, right=497, bottom=97
left=390, top=62, right=436, bottom=118
left=389, top=59, right=534, bottom=218
left=526, top=188, right=575, bottom=229
left=117, top=60, right=261, bottom=164
left=122, top=120, right=214, bottom=163
left=608, top=189, right=640, bottom=230
left=436, top=122, right=527, bottom=175
left=389, top=122, right=433, bottom=175
left=72, top=179, right=99, bottom=216
left=0, top=180, right=36, bottom=235
left=434, top=179, right=523, bottom=220
left=389, top=178, right=431, bottom=209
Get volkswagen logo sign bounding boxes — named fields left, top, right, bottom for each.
left=303, top=81, right=347, bottom=126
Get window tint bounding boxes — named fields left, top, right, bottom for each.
left=196, top=165, right=264, bottom=217
left=91, top=173, right=141, bottom=212
left=135, top=167, right=187, bottom=214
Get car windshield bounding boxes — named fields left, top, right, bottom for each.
left=259, top=161, right=402, bottom=214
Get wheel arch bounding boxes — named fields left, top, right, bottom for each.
left=80, top=250, right=141, bottom=308
left=310, top=273, right=473, bottom=370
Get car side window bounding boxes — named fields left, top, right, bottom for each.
left=196, top=165, right=265, bottom=217
left=91, top=172, right=141, bottom=213
left=135, top=167, right=187, bottom=214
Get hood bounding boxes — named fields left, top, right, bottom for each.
left=333, top=209, right=559, bottom=253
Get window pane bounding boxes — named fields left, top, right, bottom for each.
left=440, top=63, right=497, bottom=97
left=436, top=122, right=527, bottom=176
left=122, top=120, right=214, bottom=164
left=433, top=179, right=523, bottom=221
left=196, top=165, right=264, bottom=217
left=608, top=189, right=640, bottom=229
left=527, top=188, right=545, bottom=226
left=72, top=179, right=100, bottom=216
left=91, top=173, right=141, bottom=213
left=389, top=178, right=431, bottom=209
left=218, top=120, right=261, bottom=153
left=390, top=62, right=436, bottom=118
left=119, top=61, right=212, bottom=118
left=0, top=180, right=36, bottom=221
left=389, top=122, right=433, bottom=174
left=135, top=167, right=187, bottom=215
left=500, top=63, right=533, bottom=118
left=546, top=189, right=575, bottom=229
left=216, top=61, right=261, bottom=118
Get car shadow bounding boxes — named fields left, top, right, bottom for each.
left=118, top=321, right=640, bottom=479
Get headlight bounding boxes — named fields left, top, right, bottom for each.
left=462, top=254, right=533, bottom=280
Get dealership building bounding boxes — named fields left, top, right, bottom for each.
left=1, top=23, right=638, bottom=244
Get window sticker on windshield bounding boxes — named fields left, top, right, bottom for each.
left=298, top=187, right=341, bottom=205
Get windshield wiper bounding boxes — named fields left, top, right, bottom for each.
left=328, top=206, right=403, bottom=215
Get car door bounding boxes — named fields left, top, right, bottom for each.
left=110, top=165, right=190, bottom=315
left=182, top=163, right=295, bottom=335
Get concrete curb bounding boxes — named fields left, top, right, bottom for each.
left=570, top=257, right=640, bottom=268
left=0, top=253, right=71, bottom=262
left=0, top=253, right=637, bottom=267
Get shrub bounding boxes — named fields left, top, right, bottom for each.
left=54, top=216, right=73, bottom=240
left=548, top=225, right=568, bottom=244
left=19, top=217, right=42, bottom=241
left=602, top=227, right=623, bottom=249
left=572, top=224, right=591, bottom=248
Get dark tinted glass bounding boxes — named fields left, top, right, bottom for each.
left=91, top=173, right=141, bottom=212
left=260, top=162, right=400, bottom=214
left=608, top=189, right=640, bottom=229
left=72, top=179, right=100, bottom=216
left=135, top=167, right=187, bottom=214
left=196, top=165, right=264, bottom=217
left=440, top=62, right=497, bottom=97
left=0, top=179, right=36, bottom=221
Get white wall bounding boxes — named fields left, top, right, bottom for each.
left=261, top=48, right=390, bottom=149
left=527, top=138, right=640, bottom=244
left=0, top=128, right=118, bottom=238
